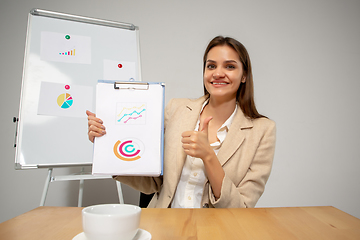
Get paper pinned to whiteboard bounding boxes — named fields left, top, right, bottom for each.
left=37, top=81, right=93, bottom=118
left=40, top=31, right=91, bottom=64
left=103, top=59, right=136, bottom=81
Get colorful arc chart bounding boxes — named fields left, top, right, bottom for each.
left=113, top=140, right=142, bottom=161
left=57, top=93, right=73, bottom=109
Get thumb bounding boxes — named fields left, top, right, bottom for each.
left=200, top=116, right=213, bottom=133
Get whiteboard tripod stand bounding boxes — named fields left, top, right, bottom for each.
left=40, top=167, right=124, bottom=207
left=14, top=9, right=138, bottom=207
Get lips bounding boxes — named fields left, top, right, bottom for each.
left=211, top=81, right=229, bottom=86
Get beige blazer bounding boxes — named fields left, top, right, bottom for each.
left=114, top=96, right=276, bottom=208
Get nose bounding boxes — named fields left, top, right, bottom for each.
left=213, top=68, right=225, bottom=79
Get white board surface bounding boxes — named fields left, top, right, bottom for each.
left=15, top=10, right=141, bottom=168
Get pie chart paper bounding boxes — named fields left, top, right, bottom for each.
left=37, top=81, right=93, bottom=118
left=57, top=93, right=73, bottom=109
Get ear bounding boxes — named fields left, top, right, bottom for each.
left=241, top=76, right=246, bottom=83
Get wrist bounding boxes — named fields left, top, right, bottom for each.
left=202, top=150, right=216, bottom=164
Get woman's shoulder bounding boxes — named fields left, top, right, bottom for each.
left=251, top=116, right=276, bottom=134
left=167, top=96, right=207, bottom=110
left=252, top=116, right=275, bottom=125
left=167, top=98, right=190, bottom=106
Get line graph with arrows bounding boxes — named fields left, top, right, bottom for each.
left=116, top=103, right=147, bottom=125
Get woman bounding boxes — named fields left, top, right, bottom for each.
left=87, top=36, right=276, bottom=208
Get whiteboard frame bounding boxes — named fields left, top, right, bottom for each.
left=30, top=9, right=136, bottom=30
left=15, top=9, right=141, bottom=169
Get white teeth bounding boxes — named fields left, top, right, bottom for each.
left=212, top=82, right=227, bottom=85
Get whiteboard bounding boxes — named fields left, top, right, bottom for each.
left=15, top=9, right=141, bottom=169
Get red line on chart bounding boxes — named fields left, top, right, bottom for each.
left=124, top=115, right=143, bottom=123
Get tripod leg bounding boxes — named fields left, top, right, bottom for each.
left=40, top=168, right=53, bottom=206
left=116, top=181, right=124, bottom=204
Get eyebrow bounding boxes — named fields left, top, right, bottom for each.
left=206, top=59, right=239, bottom=64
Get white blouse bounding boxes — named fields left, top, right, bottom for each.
left=171, top=102, right=237, bottom=208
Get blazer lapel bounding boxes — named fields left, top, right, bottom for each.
left=175, top=97, right=253, bottom=169
left=217, top=107, right=253, bottom=166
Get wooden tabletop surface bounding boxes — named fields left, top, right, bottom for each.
left=1, top=206, right=360, bottom=239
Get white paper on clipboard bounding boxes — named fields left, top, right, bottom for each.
left=92, top=80, right=164, bottom=176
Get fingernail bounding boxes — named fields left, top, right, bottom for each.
left=99, top=120, right=103, bottom=124
left=101, top=126, right=105, bottom=130
left=102, top=130, right=106, bottom=134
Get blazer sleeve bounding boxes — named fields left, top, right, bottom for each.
left=209, top=119, right=276, bottom=208
left=112, top=175, right=163, bottom=195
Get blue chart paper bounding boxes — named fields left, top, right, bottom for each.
left=92, top=81, right=164, bottom=176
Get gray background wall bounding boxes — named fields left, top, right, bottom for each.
left=1, top=0, right=359, bottom=223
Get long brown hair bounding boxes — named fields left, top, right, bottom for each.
left=203, top=36, right=266, bottom=119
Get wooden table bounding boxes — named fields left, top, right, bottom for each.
left=1, top=206, right=360, bottom=239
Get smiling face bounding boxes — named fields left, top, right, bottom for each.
left=203, top=45, right=246, bottom=102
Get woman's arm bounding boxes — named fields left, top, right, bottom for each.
left=181, top=116, right=225, bottom=199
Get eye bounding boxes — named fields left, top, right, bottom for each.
left=206, top=64, right=216, bottom=69
left=226, top=65, right=236, bottom=69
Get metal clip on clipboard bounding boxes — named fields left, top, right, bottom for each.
left=114, top=81, right=149, bottom=90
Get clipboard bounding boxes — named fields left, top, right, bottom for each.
left=92, top=80, right=165, bottom=176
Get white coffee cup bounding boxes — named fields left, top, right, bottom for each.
left=82, top=204, right=141, bottom=240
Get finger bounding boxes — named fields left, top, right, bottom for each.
left=181, top=133, right=200, bottom=145
left=200, top=116, right=213, bottom=132
left=87, top=110, right=103, bottom=124
left=182, top=142, right=198, bottom=150
left=88, top=127, right=106, bottom=143
left=89, top=130, right=105, bottom=137
left=88, top=119, right=105, bottom=130
left=182, top=139, right=192, bottom=146
left=182, top=147, right=195, bottom=157
left=181, top=131, right=193, bottom=138
left=88, top=124, right=106, bottom=135
left=181, top=138, right=191, bottom=144
left=86, top=110, right=95, bottom=117
left=182, top=144, right=191, bottom=153
left=88, top=131, right=105, bottom=143
left=88, top=116, right=103, bottom=125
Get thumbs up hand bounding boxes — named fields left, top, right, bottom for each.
left=181, top=116, right=214, bottom=161
left=199, top=116, right=212, bottom=134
